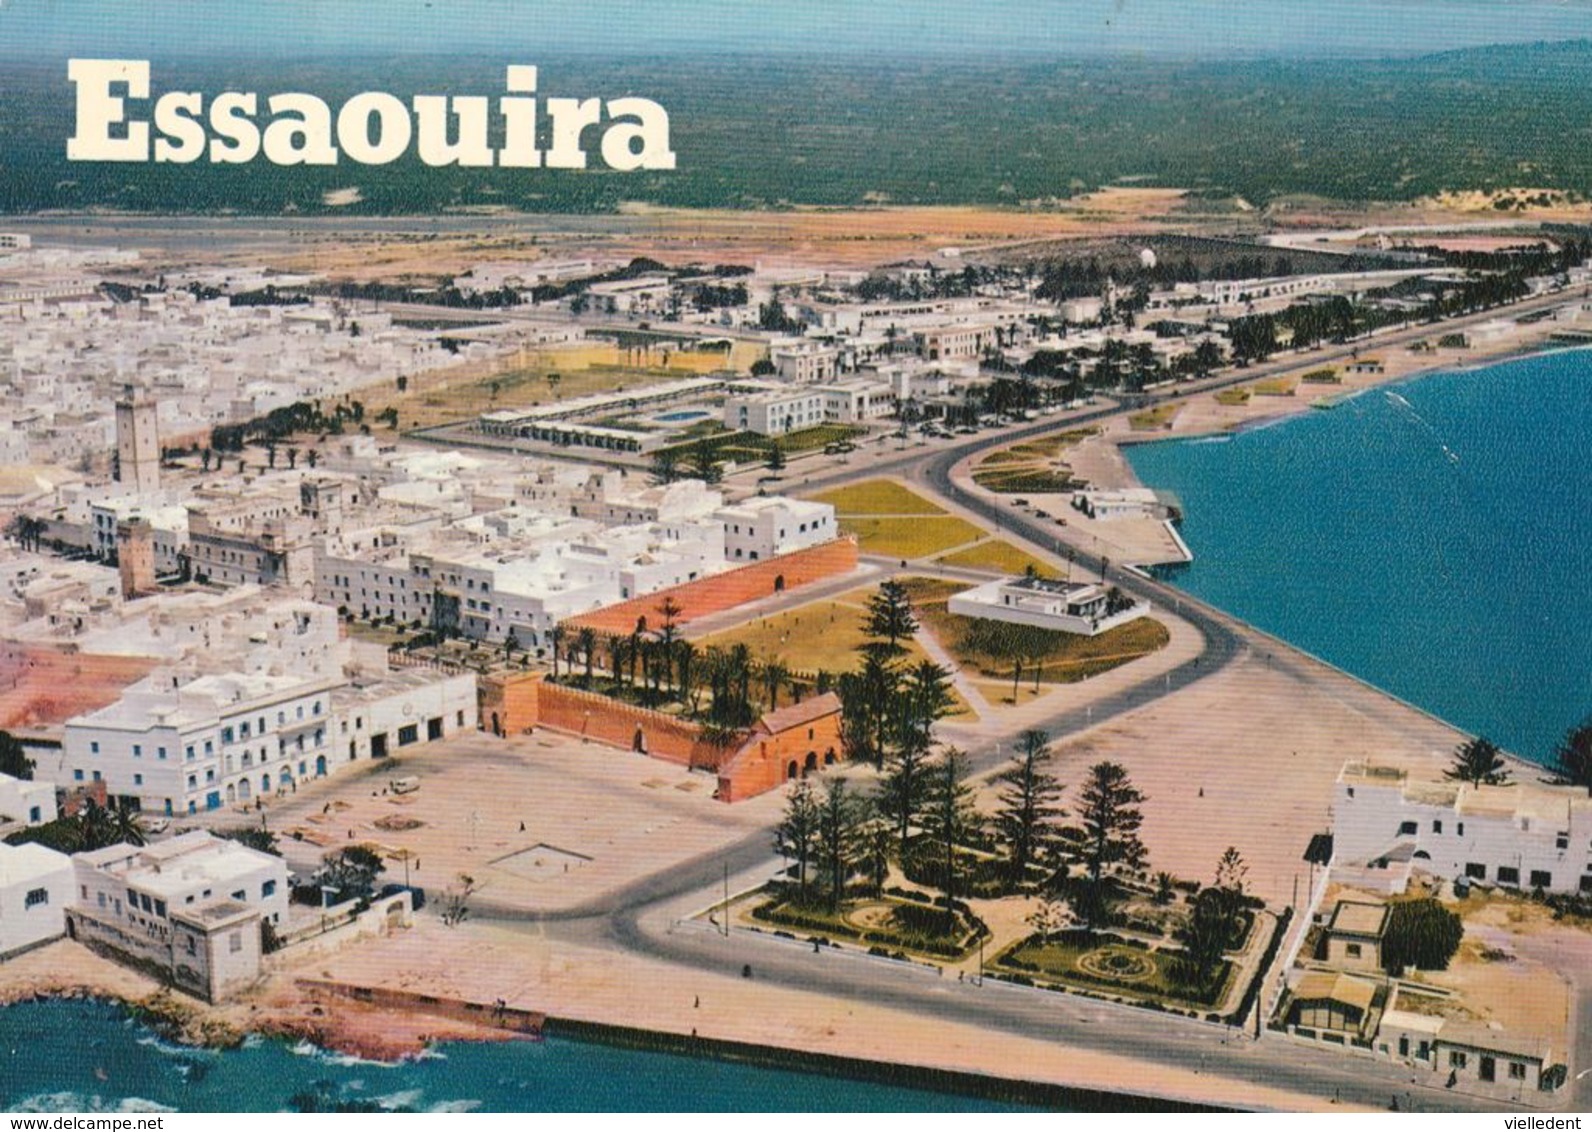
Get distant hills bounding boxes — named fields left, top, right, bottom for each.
left=5, top=41, right=1592, bottom=215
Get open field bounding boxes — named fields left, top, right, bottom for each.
left=242, top=729, right=788, bottom=917
left=840, top=516, right=986, bottom=559
left=805, top=478, right=949, bottom=516
left=936, top=538, right=1060, bottom=579
left=1250, top=376, right=1299, bottom=397
left=804, top=477, right=985, bottom=557
left=369, top=339, right=764, bottom=431
left=1128, top=403, right=1182, bottom=431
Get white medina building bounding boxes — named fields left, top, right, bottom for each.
left=713, top=497, right=839, bottom=562
left=67, top=831, right=288, bottom=1002
left=0, top=842, right=73, bottom=958
left=946, top=575, right=1150, bottom=637
left=320, top=513, right=730, bottom=649
left=723, top=388, right=828, bottom=437
left=1333, top=760, right=1592, bottom=896
left=420, top=518, right=728, bottom=646
left=0, top=772, right=57, bottom=827
left=59, top=601, right=477, bottom=815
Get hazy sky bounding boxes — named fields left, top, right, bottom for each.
left=4, top=0, right=1592, bottom=59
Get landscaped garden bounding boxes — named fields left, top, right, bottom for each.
left=722, top=727, right=1275, bottom=1023
left=898, top=576, right=1170, bottom=688
left=992, top=928, right=1234, bottom=1010
left=969, top=429, right=1096, bottom=495
left=1128, top=403, right=1180, bottom=430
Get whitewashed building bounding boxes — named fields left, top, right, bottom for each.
left=947, top=575, right=1150, bottom=637
left=723, top=388, right=827, bottom=436
left=714, top=497, right=838, bottom=562
left=67, top=831, right=286, bottom=1001
left=1332, top=761, right=1592, bottom=896
left=0, top=772, right=56, bottom=827
left=59, top=601, right=477, bottom=815
left=0, top=842, right=72, bottom=958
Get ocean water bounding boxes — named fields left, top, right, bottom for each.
left=0, top=999, right=1033, bottom=1113
left=1124, top=348, right=1592, bottom=766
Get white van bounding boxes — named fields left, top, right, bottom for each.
left=390, top=776, right=420, bottom=795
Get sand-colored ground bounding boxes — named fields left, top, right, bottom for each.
left=239, top=730, right=786, bottom=917
left=301, top=914, right=1364, bottom=1112
left=1305, top=881, right=1577, bottom=1065
left=1039, top=649, right=1461, bottom=908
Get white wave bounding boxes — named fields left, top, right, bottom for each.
left=8, top=1092, right=176, bottom=1114
left=135, top=1034, right=216, bottom=1060
left=428, top=1098, right=482, bottom=1113
left=287, top=1039, right=397, bottom=1068
left=371, top=1088, right=425, bottom=1111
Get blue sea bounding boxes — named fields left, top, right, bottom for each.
left=1125, top=348, right=1592, bottom=766
left=0, top=999, right=1034, bottom=1113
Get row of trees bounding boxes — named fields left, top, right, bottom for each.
left=1446, top=722, right=1592, bottom=796
left=547, top=602, right=798, bottom=732
left=775, top=725, right=1156, bottom=940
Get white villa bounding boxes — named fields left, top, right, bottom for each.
left=946, top=575, right=1149, bottom=637
left=65, top=831, right=288, bottom=1001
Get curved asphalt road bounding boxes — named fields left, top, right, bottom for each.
left=471, top=429, right=1528, bottom=1113
left=465, top=308, right=1589, bottom=1111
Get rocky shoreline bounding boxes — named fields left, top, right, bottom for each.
left=0, top=946, right=515, bottom=1065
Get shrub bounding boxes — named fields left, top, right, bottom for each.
left=1383, top=899, right=1463, bottom=973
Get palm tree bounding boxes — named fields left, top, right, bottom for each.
left=761, top=658, right=790, bottom=712
left=549, top=624, right=565, bottom=680
left=110, top=806, right=147, bottom=848
left=76, top=800, right=119, bottom=851
left=675, top=640, right=702, bottom=713
left=607, top=635, right=626, bottom=687
left=577, top=627, right=597, bottom=685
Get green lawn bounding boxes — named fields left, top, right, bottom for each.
left=936, top=539, right=1060, bottom=578
left=843, top=516, right=984, bottom=558
left=994, top=929, right=1230, bottom=1009
left=1128, top=403, right=1180, bottom=430
left=806, top=478, right=948, bottom=516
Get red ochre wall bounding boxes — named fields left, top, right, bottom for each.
left=480, top=672, right=724, bottom=769
left=478, top=672, right=844, bottom=802
left=716, top=711, right=844, bottom=803
left=563, top=536, right=858, bottom=638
